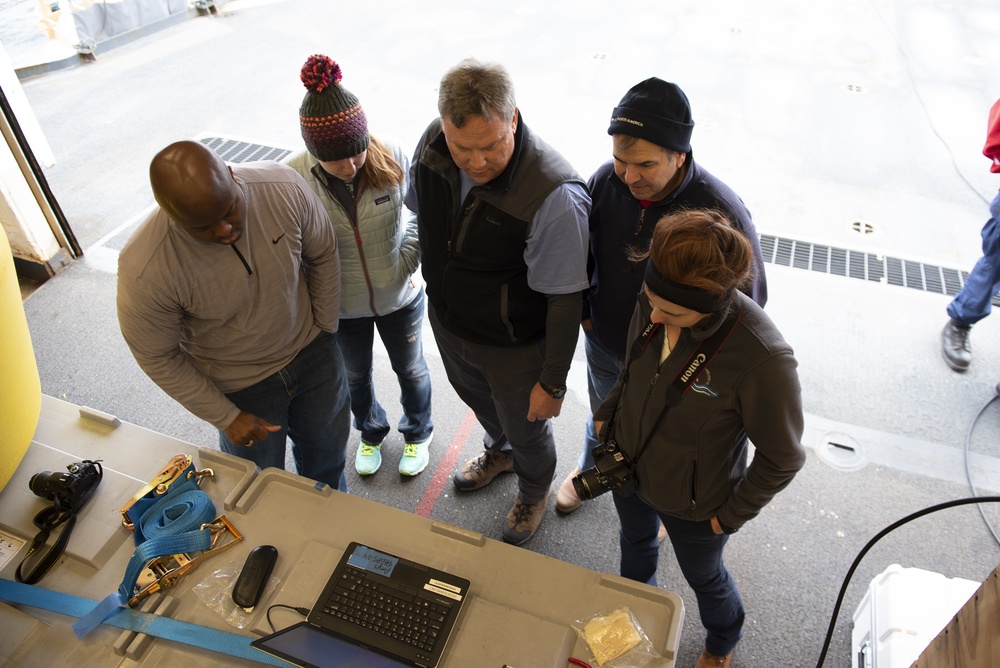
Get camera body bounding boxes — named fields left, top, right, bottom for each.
left=29, top=460, right=102, bottom=510
left=572, top=440, right=637, bottom=500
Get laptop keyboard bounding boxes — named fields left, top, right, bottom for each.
left=322, top=566, right=452, bottom=652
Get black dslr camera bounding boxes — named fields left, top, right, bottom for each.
left=29, top=460, right=102, bottom=510
left=572, top=440, right=636, bottom=500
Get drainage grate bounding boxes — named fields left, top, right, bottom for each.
left=189, top=136, right=997, bottom=309
left=815, top=431, right=867, bottom=471
left=760, top=234, right=1000, bottom=306
left=198, top=136, right=293, bottom=164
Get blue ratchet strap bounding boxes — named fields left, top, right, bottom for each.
left=0, top=579, right=291, bottom=666
left=128, top=470, right=203, bottom=544
left=118, top=489, right=217, bottom=600
left=74, top=488, right=217, bottom=637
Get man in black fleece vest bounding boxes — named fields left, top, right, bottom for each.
left=405, top=58, right=591, bottom=545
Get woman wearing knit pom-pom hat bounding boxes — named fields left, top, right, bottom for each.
left=286, top=54, right=433, bottom=477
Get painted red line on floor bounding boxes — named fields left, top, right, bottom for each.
left=414, top=409, right=478, bottom=518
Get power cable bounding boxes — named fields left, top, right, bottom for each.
left=815, top=381, right=1000, bottom=666
left=813, top=496, right=1000, bottom=668
left=265, top=603, right=308, bottom=633
left=964, top=383, right=1000, bottom=546
left=867, top=0, right=991, bottom=206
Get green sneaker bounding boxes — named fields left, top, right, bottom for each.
left=355, top=440, right=383, bottom=475
left=398, top=434, right=432, bottom=476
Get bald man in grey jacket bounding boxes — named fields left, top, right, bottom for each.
left=118, top=140, right=351, bottom=490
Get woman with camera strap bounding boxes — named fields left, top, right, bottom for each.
left=587, top=209, right=806, bottom=668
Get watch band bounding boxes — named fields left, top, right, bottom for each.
left=539, top=381, right=567, bottom=399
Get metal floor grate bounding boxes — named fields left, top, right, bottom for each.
left=198, top=136, right=293, bottom=164
left=760, top=234, right=1000, bottom=306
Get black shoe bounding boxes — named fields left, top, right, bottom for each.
left=941, top=319, right=972, bottom=371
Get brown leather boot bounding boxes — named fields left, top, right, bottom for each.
left=694, top=647, right=735, bottom=668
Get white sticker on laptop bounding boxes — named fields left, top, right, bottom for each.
left=425, top=581, right=463, bottom=601
left=428, top=578, right=462, bottom=594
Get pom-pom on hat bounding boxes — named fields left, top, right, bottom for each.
left=608, top=78, right=694, bottom=154
left=299, top=55, right=370, bottom=161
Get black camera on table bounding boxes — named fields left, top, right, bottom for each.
left=572, top=440, right=636, bottom=500
left=29, top=460, right=102, bottom=509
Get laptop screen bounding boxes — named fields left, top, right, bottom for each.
left=251, top=622, right=411, bottom=668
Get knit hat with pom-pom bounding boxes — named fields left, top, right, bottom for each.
left=299, top=55, right=369, bottom=161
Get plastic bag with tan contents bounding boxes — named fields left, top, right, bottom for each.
left=571, top=607, right=662, bottom=667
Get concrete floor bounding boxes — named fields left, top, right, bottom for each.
left=6, top=1, right=1000, bottom=666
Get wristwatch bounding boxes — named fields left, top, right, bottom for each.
left=539, top=381, right=567, bottom=399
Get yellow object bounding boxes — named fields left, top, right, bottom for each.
left=583, top=609, right=643, bottom=665
left=0, top=226, right=40, bottom=491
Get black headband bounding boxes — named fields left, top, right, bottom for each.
left=643, top=259, right=732, bottom=314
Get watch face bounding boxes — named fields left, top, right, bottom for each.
left=541, top=382, right=566, bottom=399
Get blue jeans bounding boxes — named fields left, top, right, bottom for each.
left=337, top=290, right=433, bottom=444
left=613, top=491, right=744, bottom=657
left=219, top=330, right=350, bottom=491
left=947, top=189, right=1000, bottom=326
left=428, top=304, right=555, bottom=504
left=578, top=329, right=625, bottom=471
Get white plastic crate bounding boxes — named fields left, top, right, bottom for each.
left=851, top=564, right=980, bottom=668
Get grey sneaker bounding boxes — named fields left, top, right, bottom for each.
left=502, top=493, right=549, bottom=545
left=941, top=319, right=972, bottom=371
left=452, top=449, right=514, bottom=491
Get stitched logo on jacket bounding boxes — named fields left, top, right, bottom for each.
left=691, top=369, right=718, bottom=398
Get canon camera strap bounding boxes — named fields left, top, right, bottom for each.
left=615, top=300, right=744, bottom=465
left=628, top=300, right=743, bottom=402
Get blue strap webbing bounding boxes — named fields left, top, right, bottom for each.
left=129, top=470, right=203, bottom=545
left=76, top=487, right=217, bottom=636
left=118, top=489, right=217, bottom=600
left=0, top=578, right=291, bottom=666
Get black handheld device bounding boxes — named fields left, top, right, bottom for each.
left=233, top=544, right=278, bottom=611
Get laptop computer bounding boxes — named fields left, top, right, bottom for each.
left=251, top=542, right=471, bottom=668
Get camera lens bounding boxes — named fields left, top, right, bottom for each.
left=572, top=468, right=605, bottom=501
left=28, top=471, right=68, bottom=500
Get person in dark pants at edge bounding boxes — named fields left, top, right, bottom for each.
left=941, top=97, right=1000, bottom=371
left=405, top=58, right=590, bottom=545
left=554, top=78, right=769, bottom=520
left=117, top=140, right=352, bottom=491
left=591, top=210, right=805, bottom=668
